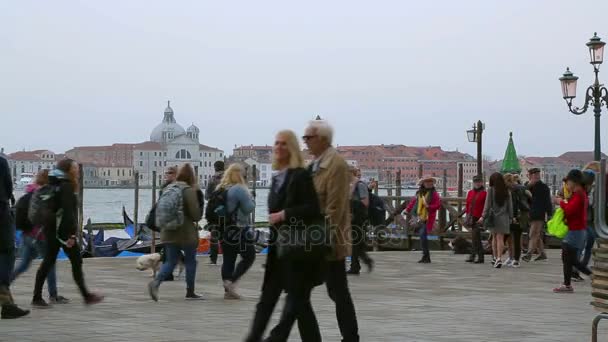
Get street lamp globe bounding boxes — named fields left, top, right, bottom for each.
left=467, top=125, right=477, bottom=143
left=587, top=32, right=606, bottom=65
left=559, top=67, right=579, bottom=99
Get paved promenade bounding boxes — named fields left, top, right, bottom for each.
left=3, top=251, right=602, bottom=342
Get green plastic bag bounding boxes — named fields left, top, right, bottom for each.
left=547, top=208, right=569, bottom=239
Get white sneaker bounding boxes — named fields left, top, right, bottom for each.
left=223, top=280, right=241, bottom=300
left=512, top=261, right=521, bottom=268
left=493, top=259, right=503, bottom=269
left=505, top=258, right=513, bottom=267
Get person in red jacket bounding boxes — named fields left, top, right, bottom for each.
left=465, top=175, right=487, bottom=263
left=405, top=176, right=441, bottom=264
left=553, top=169, right=592, bottom=293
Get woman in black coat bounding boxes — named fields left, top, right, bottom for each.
left=245, top=130, right=325, bottom=342
left=32, top=159, right=103, bottom=307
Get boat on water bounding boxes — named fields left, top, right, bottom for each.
left=14, top=173, right=34, bottom=190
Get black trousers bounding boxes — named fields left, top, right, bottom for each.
left=326, top=260, right=359, bottom=342
left=266, top=284, right=320, bottom=342
left=350, top=221, right=373, bottom=272
left=209, top=225, right=220, bottom=263
left=246, top=248, right=321, bottom=342
left=562, top=242, right=591, bottom=286
left=470, top=221, right=484, bottom=260
left=510, top=224, right=522, bottom=261
left=34, top=231, right=89, bottom=300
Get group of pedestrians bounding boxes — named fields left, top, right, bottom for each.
left=460, top=166, right=600, bottom=293
left=0, top=156, right=104, bottom=319
left=462, top=169, right=551, bottom=269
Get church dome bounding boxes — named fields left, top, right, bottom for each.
left=150, top=101, right=186, bottom=143
left=187, top=123, right=200, bottom=133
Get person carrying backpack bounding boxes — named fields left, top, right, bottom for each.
left=211, top=163, right=255, bottom=300
left=32, top=159, right=103, bottom=307
left=205, top=161, right=224, bottom=265
left=347, top=167, right=374, bottom=275
left=11, top=170, right=69, bottom=304
left=148, top=163, right=203, bottom=301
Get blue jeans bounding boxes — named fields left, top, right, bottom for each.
left=419, top=226, right=430, bottom=258
left=221, top=227, right=256, bottom=283
left=12, top=236, right=57, bottom=298
left=580, top=225, right=597, bottom=267
left=156, top=244, right=198, bottom=290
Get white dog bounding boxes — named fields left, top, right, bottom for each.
left=136, top=252, right=184, bottom=279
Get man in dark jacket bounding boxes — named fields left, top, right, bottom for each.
left=206, top=161, right=224, bottom=265
left=0, top=155, right=30, bottom=319
left=523, top=168, right=553, bottom=262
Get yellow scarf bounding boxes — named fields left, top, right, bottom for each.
left=417, top=193, right=429, bottom=221
left=562, top=182, right=571, bottom=200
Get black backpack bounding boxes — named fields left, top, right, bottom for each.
left=28, top=185, right=59, bottom=226
left=205, top=187, right=235, bottom=229
left=368, top=192, right=387, bottom=226
left=351, top=181, right=369, bottom=224
left=15, top=192, right=35, bottom=232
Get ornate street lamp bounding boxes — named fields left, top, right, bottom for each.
left=560, top=32, right=607, bottom=161
left=466, top=121, right=484, bottom=178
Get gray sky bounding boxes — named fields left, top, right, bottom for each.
left=2, top=0, right=608, bottom=160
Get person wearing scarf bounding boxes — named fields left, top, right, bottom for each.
left=405, top=177, right=441, bottom=263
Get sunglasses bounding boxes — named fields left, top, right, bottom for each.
left=302, top=135, right=317, bottom=141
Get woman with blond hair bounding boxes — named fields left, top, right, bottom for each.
left=246, top=130, right=324, bottom=342
left=217, top=163, right=256, bottom=300
left=148, top=163, right=203, bottom=301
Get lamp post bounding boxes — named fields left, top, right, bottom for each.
left=560, top=32, right=607, bottom=161
left=467, top=120, right=484, bottom=178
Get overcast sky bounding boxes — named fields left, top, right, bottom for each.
left=2, top=0, right=608, bottom=160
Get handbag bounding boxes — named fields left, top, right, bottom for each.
left=276, top=219, right=330, bottom=261
left=275, top=171, right=330, bottom=261
left=547, top=208, right=569, bottom=239
left=483, top=188, right=495, bottom=230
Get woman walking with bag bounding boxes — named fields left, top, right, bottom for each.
left=405, top=176, right=441, bottom=264
left=479, top=173, right=513, bottom=269
left=12, top=170, right=69, bottom=304
left=246, top=130, right=325, bottom=342
left=32, top=159, right=103, bottom=307
left=148, top=163, right=203, bottom=301
left=553, top=169, right=593, bottom=293
left=217, top=164, right=256, bottom=300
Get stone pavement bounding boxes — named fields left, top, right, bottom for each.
left=2, top=251, right=604, bottom=342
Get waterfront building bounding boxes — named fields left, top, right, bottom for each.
left=6, top=150, right=58, bottom=182
left=66, top=102, right=225, bottom=187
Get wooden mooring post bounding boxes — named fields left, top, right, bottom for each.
left=386, top=170, right=393, bottom=197
left=457, top=163, right=464, bottom=231
left=134, top=171, right=140, bottom=238
left=78, top=164, right=84, bottom=247
left=395, top=170, right=402, bottom=209
left=438, top=169, right=448, bottom=244
left=151, top=170, right=157, bottom=255
left=252, top=164, right=257, bottom=224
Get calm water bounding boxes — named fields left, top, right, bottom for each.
left=14, top=188, right=416, bottom=224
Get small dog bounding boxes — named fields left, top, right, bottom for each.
left=136, top=250, right=185, bottom=279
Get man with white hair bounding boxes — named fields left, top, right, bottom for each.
left=304, top=119, right=359, bottom=342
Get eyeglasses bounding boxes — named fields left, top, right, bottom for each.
left=302, top=135, right=317, bottom=141
left=165, top=172, right=175, bottom=175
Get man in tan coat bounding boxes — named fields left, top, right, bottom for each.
left=304, top=119, right=359, bottom=342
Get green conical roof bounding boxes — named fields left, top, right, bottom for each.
left=501, top=132, right=521, bottom=174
